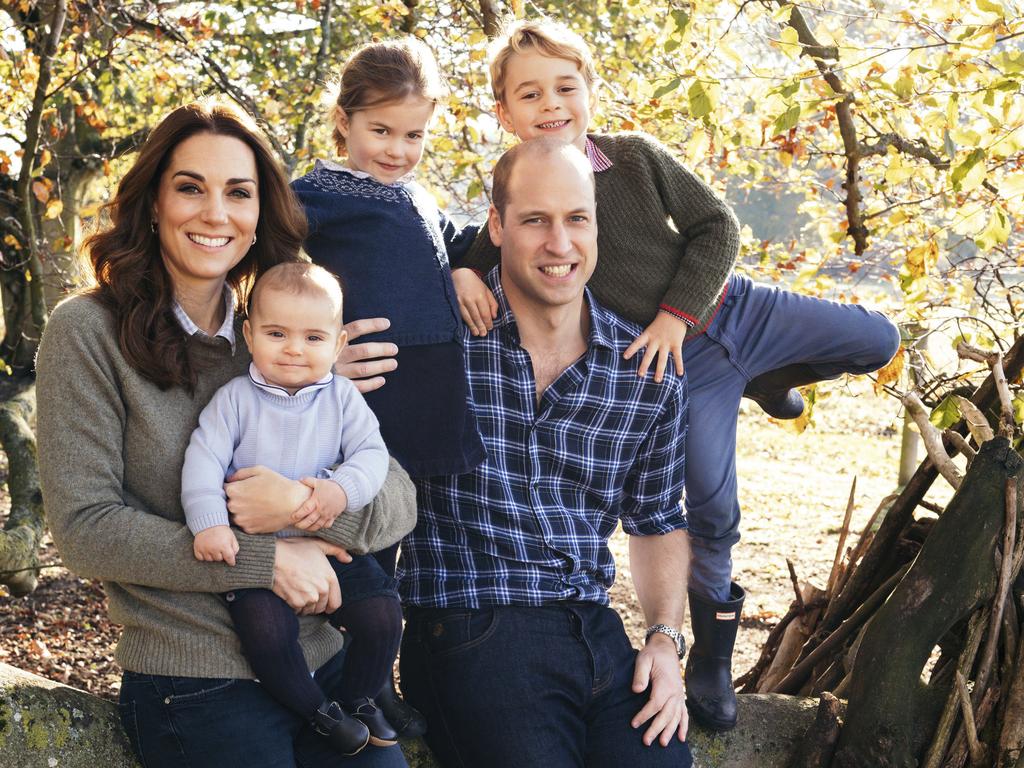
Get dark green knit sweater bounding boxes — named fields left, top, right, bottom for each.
left=36, top=295, right=417, bottom=679
left=460, top=132, right=740, bottom=336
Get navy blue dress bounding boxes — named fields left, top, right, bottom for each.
left=292, top=161, right=486, bottom=478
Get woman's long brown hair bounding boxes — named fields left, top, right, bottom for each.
left=85, top=99, right=307, bottom=392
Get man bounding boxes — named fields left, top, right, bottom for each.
left=396, top=138, right=693, bottom=768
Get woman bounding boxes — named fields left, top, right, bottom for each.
left=35, top=99, right=415, bottom=768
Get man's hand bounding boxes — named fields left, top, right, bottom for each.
left=623, top=312, right=687, bottom=383
left=452, top=268, right=498, bottom=337
left=291, top=477, right=348, bottom=531
left=335, top=317, right=398, bottom=394
left=631, top=632, right=688, bottom=746
left=226, top=465, right=311, bottom=534
left=193, top=525, right=239, bottom=566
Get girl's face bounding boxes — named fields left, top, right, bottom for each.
left=335, top=95, right=435, bottom=185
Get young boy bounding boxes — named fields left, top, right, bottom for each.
left=181, top=262, right=402, bottom=756
left=452, top=17, right=900, bottom=732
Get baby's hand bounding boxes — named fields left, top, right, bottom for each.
left=623, top=311, right=688, bottom=383
left=193, top=525, right=240, bottom=566
left=292, top=477, right=348, bottom=531
left=452, top=268, right=498, bottom=336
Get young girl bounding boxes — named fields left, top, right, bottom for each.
left=290, top=38, right=486, bottom=736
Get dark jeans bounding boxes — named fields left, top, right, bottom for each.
left=118, top=646, right=408, bottom=768
left=399, top=602, right=693, bottom=768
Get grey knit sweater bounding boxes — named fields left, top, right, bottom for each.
left=460, top=132, right=741, bottom=336
left=36, top=295, right=417, bottom=679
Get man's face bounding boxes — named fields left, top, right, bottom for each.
left=488, top=151, right=597, bottom=317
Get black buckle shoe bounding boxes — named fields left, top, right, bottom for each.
left=314, top=700, right=370, bottom=756
left=685, top=582, right=745, bottom=732
left=377, top=678, right=427, bottom=739
left=349, top=697, right=399, bottom=747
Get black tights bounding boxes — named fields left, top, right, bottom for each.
left=227, top=588, right=403, bottom=720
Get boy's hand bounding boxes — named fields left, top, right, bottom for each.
left=291, top=477, right=348, bottom=531
left=193, top=525, right=240, bottom=566
left=452, top=268, right=498, bottom=336
left=624, top=312, right=687, bottom=383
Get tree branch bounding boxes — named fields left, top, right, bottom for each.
left=777, top=0, right=868, bottom=254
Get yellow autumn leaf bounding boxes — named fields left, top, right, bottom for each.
left=976, top=205, right=1011, bottom=250
left=874, top=347, right=904, bottom=394
left=44, top=198, right=63, bottom=219
left=778, top=26, right=801, bottom=60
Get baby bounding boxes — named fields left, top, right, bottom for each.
left=181, top=262, right=402, bottom=756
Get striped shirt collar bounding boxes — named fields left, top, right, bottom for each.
left=585, top=136, right=613, bottom=173
left=247, top=362, right=335, bottom=399
left=172, top=287, right=237, bottom=352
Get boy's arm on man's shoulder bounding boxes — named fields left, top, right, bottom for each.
left=631, top=133, right=740, bottom=326
left=453, top=223, right=500, bottom=273
left=439, top=210, right=481, bottom=267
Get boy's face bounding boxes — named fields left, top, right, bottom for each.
left=496, top=49, right=593, bottom=151
left=243, top=287, right=346, bottom=395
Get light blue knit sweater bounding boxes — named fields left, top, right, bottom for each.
left=181, top=363, right=389, bottom=536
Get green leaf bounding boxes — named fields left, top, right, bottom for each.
left=671, top=10, right=690, bottom=34
left=772, top=104, right=801, bottom=135
left=929, top=395, right=961, bottom=430
left=950, top=148, right=986, bottom=191
left=653, top=77, right=681, bottom=99
left=687, top=80, right=713, bottom=119
left=943, top=129, right=956, bottom=159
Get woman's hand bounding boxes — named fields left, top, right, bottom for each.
left=226, top=465, right=311, bottom=534
left=272, top=538, right=352, bottom=615
left=452, top=268, right=498, bottom=337
left=335, top=317, right=399, bottom=394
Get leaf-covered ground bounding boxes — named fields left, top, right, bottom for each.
left=3, top=378, right=952, bottom=701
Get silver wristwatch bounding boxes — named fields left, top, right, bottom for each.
left=645, top=624, right=686, bottom=659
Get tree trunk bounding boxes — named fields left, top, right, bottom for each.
left=832, top=437, right=1024, bottom=768
left=0, top=381, right=43, bottom=595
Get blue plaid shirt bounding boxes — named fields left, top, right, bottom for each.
left=399, top=268, right=688, bottom=608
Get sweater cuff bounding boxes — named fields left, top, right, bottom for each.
left=227, top=532, right=277, bottom=590
left=319, top=507, right=371, bottom=556
left=183, top=503, right=230, bottom=536
left=658, top=304, right=696, bottom=327
left=328, top=471, right=366, bottom=513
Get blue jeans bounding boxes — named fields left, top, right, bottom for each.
left=399, top=602, right=693, bottom=768
left=682, top=275, right=900, bottom=600
left=118, top=646, right=408, bottom=768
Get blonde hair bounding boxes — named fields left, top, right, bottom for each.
left=488, top=17, right=597, bottom=103
left=249, top=262, right=344, bottom=326
left=329, top=38, right=448, bottom=154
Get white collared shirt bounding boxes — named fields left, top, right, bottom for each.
left=172, top=287, right=237, bottom=352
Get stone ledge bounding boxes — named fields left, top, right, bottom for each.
left=1, top=663, right=818, bottom=767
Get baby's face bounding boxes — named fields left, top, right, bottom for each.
left=243, top=287, right=345, bottom=394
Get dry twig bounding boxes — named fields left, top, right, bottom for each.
left=826, top=478, right=857, bottom=600
left=904, top=392, right=964, bottom=489
left=956, top=671, right=985, bottom=767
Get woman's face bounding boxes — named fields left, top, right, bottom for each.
left=153, top=132, right=260, bottom=294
